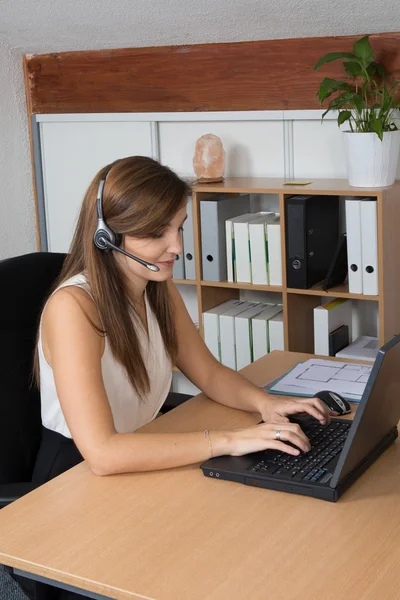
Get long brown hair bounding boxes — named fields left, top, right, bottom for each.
left=35, top=156, right=190, bottom=398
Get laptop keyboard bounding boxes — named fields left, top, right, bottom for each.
left=247, top=421, right=351, bottom=483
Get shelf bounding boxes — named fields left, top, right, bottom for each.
left=173, top=279, right=197, bottom=285
left=193, top=177, right=394, bottom=195
left=173, top=179, right=399, bottom=358
left=200, top=280, right=283, bottom=292
left=287, top=281, right=379, bottom=301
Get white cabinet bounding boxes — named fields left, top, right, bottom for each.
left=40, top=121, right=154, bottom=252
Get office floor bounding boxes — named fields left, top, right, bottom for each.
left=0, top=565, right=28, bottom=599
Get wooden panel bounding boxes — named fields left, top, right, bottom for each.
left=279, top=192, right=289, bottom=350
left=25, top=33, right=400, bottom=114
left=172, top=279, right=197, bottom=285
left=378, top=187, right=400, bottom=344
left=200, top=287, right=239, bottom=315
left=194, top=178, right=400, bottom=195
left=286, top=293, right=322, bottom=353
left=286, top=283, right=379, bottom=301
left=201, top=281, right=283, bottom=292
left=2, top=353, right=400, bottom=600
left=23, top=59, right=41, bottom=249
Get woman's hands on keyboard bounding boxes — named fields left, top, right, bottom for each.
left=227, top=422, right=312, bottom=457
left=220, top=397, right=335, bottom=457
left=256, top=396, right=335, bottom=426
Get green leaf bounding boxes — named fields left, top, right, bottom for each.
left=352, top=93, right=363, bottom=114
left=371, top=112, right=384, bottom=140
left=374, top=62, right=387, bottom=78
left=338, top=110, right=352, bottom=126
left=344, top=61, right=362, bottom=77
left=314, top=52, right=356, bottom=70
left=327, top=93, right=353, bottom=111
left=317, top=77, right=352, bottom=104
left=353, top=36, right=374, bottom=66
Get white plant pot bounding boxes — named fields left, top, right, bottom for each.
left=342, top=130, right=400, bottom=187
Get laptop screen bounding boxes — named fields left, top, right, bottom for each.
left=331, top=334, right=400, bottom=488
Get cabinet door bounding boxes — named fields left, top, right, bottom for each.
left=40, top=121, right=154, bottom=252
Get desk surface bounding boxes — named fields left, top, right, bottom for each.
left=1, top=351, right=400, bottom=600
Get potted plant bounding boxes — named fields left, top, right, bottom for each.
left=315, top=35, right=400, bottom=187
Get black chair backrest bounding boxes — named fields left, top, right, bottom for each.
left=0, top=252, right=66, bottom=484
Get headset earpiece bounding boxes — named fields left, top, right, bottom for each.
left=94, top=163, right=120, bottom=251
left=93, top=225, right=116, bottom=250
left=92, top=160, right=160, bottom=272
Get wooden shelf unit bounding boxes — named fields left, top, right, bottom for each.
left=173, top=178, right=400, bottom=356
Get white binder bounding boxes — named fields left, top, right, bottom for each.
left=252, top=305, right=283, bottom=361
left=183, top=197, right=196, bottom=280
left=266, top=220, right=282, bottom=286
left=268, top=312, right=285, bottom=351
left=203, top=300, right=242, bottom=361
left=226, top=212, right=253, bottom=282
left=172, top=253, right=185, bottom=280
left=234, top=303, right=268, bottom=370
left=201, top=195, right=250, bottom=282
left=360, top=199, right=379, bottom=296
left=248, top=213, right=277, bottom=285
left=233, top=214, right=262, bottom=283
left=220, top=301, right=255, bottom=369
left=345, top=199, right=363, bottom=294
left=313, top=298, right=352, bottom=356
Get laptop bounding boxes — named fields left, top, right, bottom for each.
left=200, top=334, right=400, bottom=502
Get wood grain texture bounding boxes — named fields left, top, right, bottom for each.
left=286, top=293, right=322, bottom=353
left=0, top=351, right=399, bottom=600
left=23, top=57, right=41, bottom=250
left=194, top=177, right=398, bottom=194
left=378, top=186, right=400, bottom=345
left=25, top=33, right=400, bottom=114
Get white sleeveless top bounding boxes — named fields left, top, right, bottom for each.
left=38, top=273, right=172, bottom=438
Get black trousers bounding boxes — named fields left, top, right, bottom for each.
left=32, top=426, right=84, bottom=485
left=13, top=427, right=92, bottom=600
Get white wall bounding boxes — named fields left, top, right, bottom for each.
left=0, top=41, right=37, bottom=260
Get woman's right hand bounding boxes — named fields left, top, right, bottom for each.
left=222, top=422, right=311, bottom=457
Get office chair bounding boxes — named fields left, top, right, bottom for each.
left=0, top=251, right=191, bottom=509
left=0, top=251, right=67, bottom=508
left=0, top=252, right=67, bottom=600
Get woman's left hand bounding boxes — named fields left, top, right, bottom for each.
left=259, top=396, right=336, bottom=425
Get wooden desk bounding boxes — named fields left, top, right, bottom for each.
left=1, top=351, right=400, bottom=600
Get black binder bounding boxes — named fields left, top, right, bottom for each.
left=322, top=233, right=348, bottom=291
left=285, top=195, right=339, bottom=289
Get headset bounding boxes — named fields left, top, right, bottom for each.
left=93, top=162, right=160, bottom=272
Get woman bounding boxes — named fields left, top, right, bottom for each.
left=33, top=156, right=332, bottom=484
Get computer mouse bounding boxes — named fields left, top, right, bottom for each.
left=313, top=390, right=351, bottom=415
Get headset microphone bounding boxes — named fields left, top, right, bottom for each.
left=96, top=235, right=160, bottom=271
left=93, top=163, right=160, bottom=272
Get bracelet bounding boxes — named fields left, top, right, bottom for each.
left=204, top=429, right=213, bottom=458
